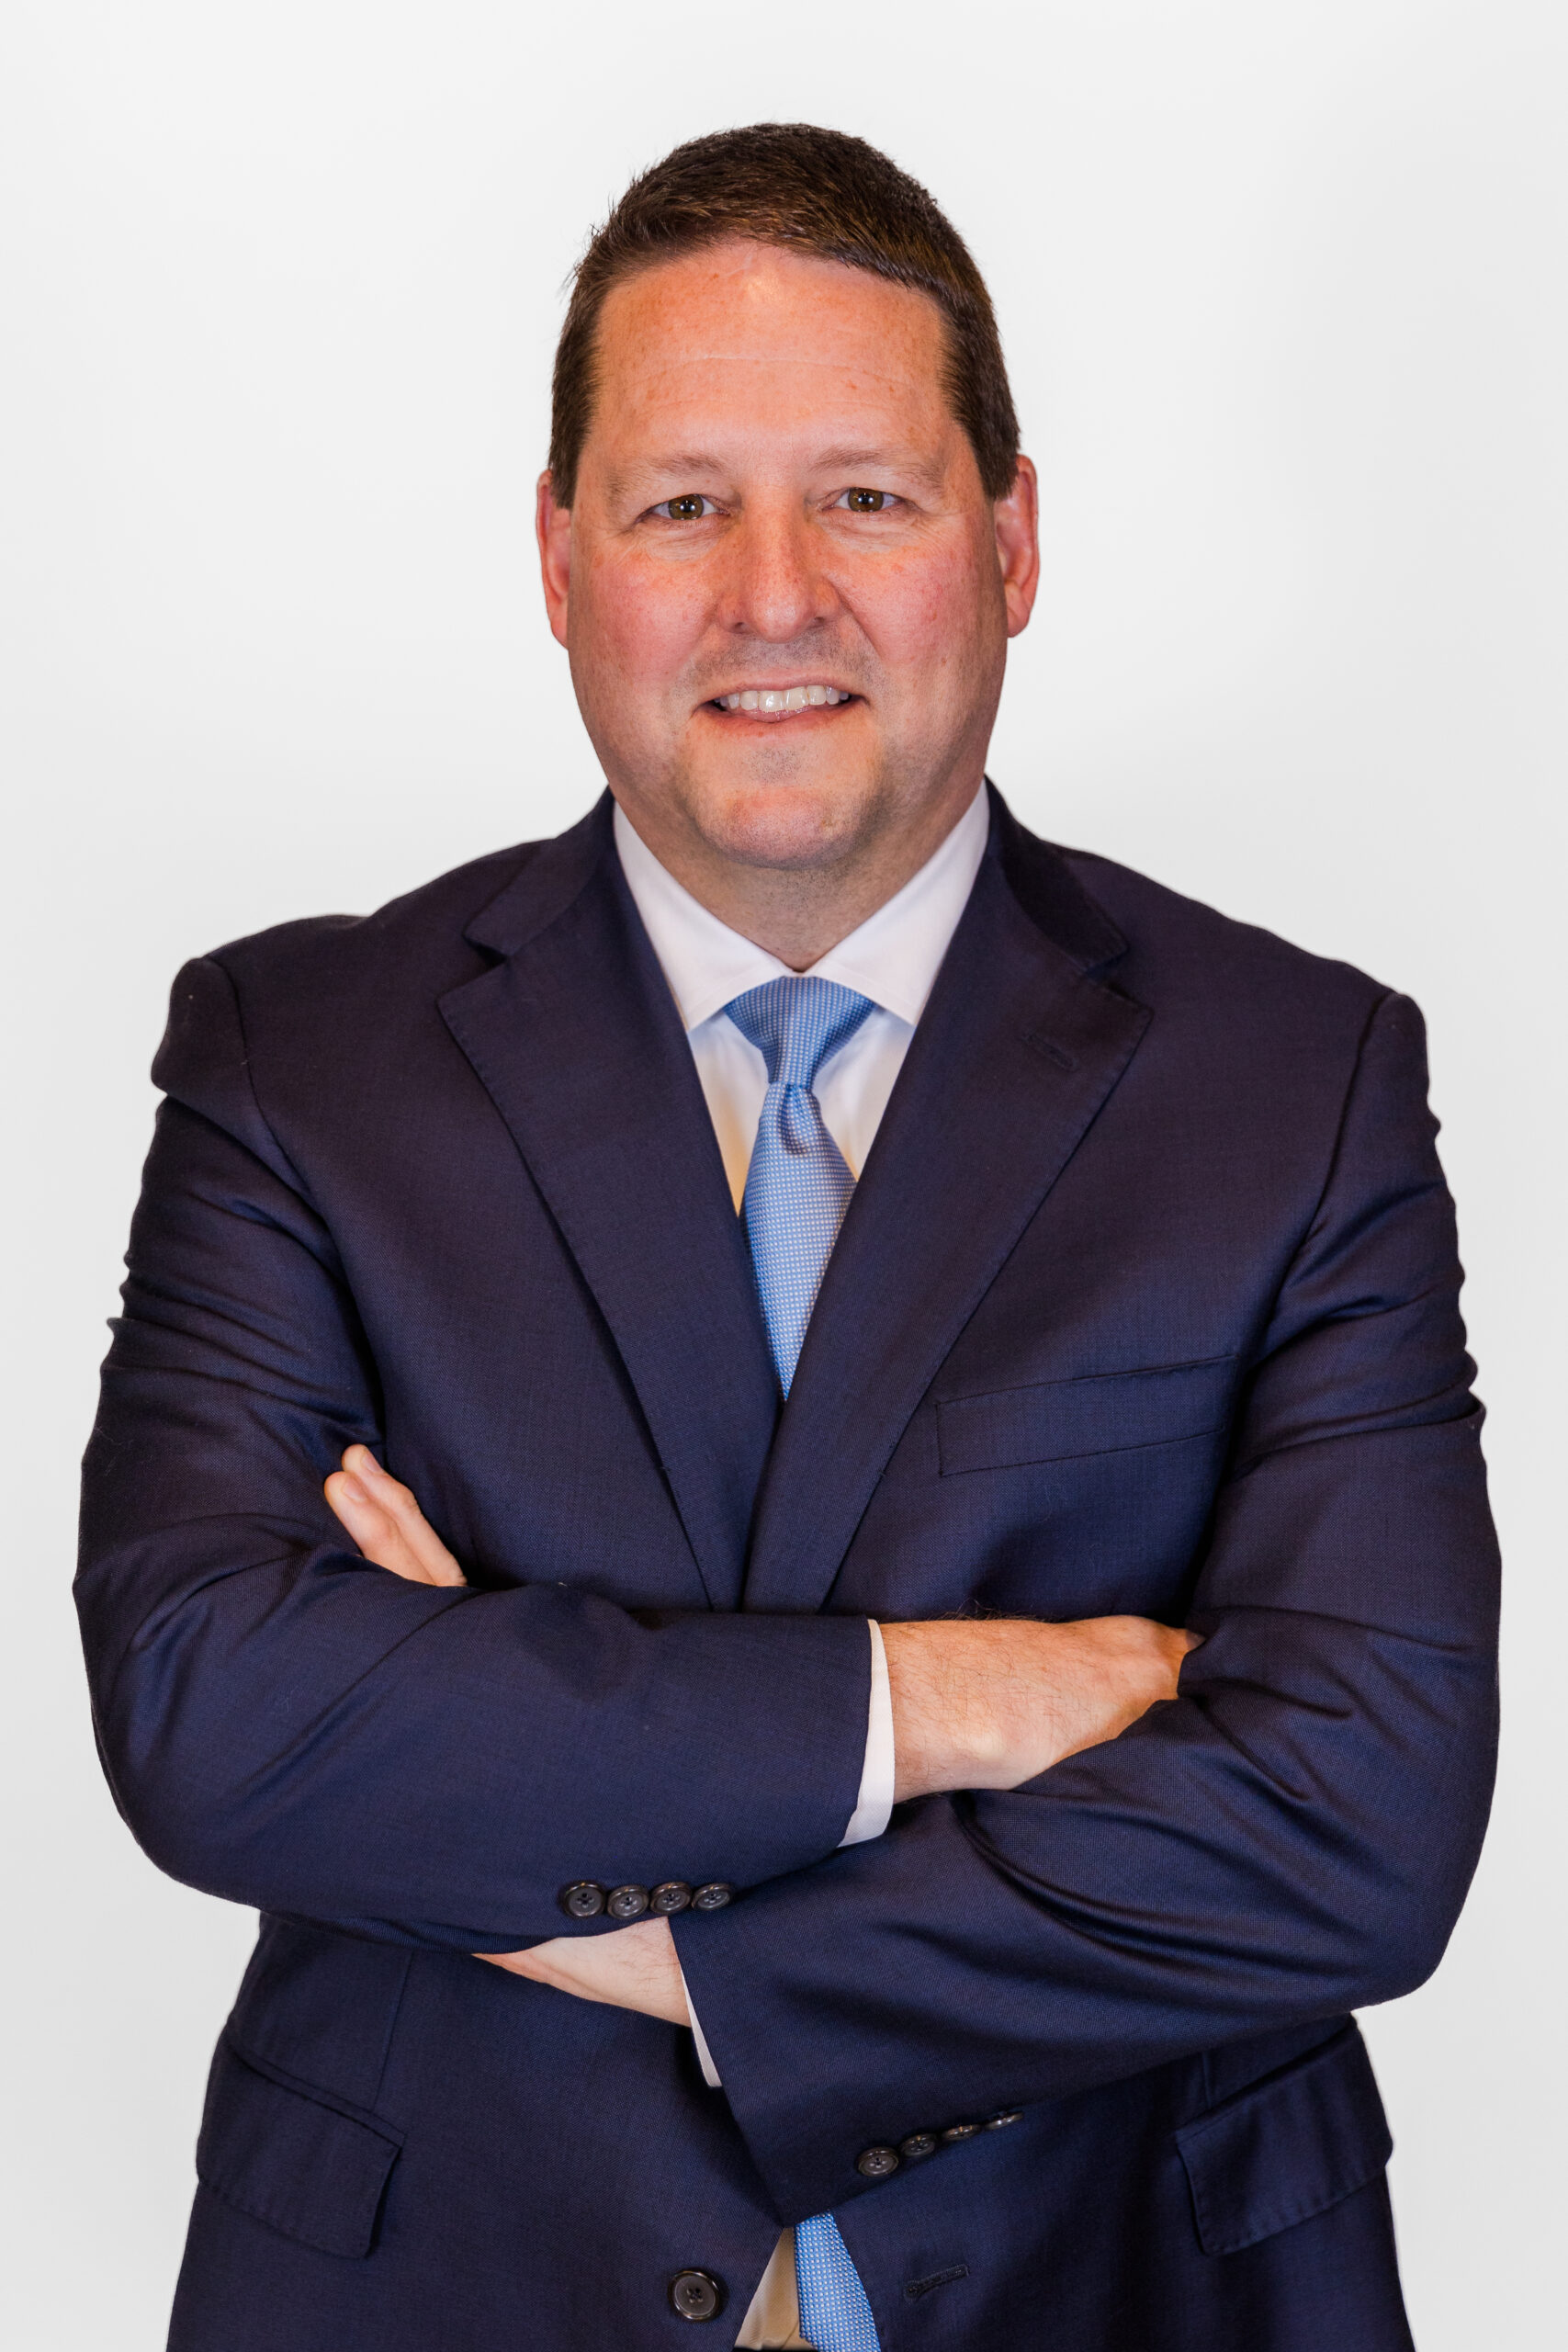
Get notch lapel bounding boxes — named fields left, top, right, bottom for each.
left=743, top=804, right=1151, bottom=1616
left=440, top=800, right=777, bottom=1611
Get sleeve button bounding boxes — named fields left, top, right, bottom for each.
left=984, top=2110, right=1023, bottom=2130
left=898, top=2132, right=940, bottom=2160
left=691, top=1882, right=734, bottom=1912
left=649, top=1882, right=694, bottom=1915
left=941, top=2122, right=980, bottom=2141
left=855, top=2144, right=901, bottom=2179
left=558, top=1881, right=605, bottom=1918
left=606, top=1883, right=650, bottom=1920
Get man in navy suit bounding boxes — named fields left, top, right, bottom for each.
left=77, top=125, right=1499, bottom=2350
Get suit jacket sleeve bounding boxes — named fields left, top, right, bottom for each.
left=671, top=989, right=1501, bottom=2222
left=74, top=956, right=872, bottom=1951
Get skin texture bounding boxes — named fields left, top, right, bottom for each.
left=325, top=1452, right=1195, bottom=2025
left=321, top=244, right=1194, bottom=2023
left=536, top=239, right=1039, bottom=969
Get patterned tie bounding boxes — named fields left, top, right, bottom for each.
left=724, top=977, right=876, bottom=1396
left=725, top=976, right=883, bottom=2351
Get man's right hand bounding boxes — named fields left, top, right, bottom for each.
left=882, top=1614, right=1201, bottom=1801
left=322, top=1447, right=1197, bottom=1799
left=325, top=1447, right=467, bottom=1586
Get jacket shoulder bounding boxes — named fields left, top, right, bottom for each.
left=149, top=834, right=567, bottom=1152
left=199, top=837, right=547, bottom=1000
left=1054, top=844, right=1394, bottom=1023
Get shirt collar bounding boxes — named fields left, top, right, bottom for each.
left=613, top=783, right=990, bottom=1035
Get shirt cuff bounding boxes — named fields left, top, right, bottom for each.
left=838, top=1619, right=896, bottom=1847
left=679, top=1622, right=894, bottom=2095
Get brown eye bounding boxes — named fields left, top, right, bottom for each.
left=662, top=494, right=709, bottom=521
left=843, top=487, right=886, bottom=513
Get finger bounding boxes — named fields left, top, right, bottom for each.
left=324, top=1473, right=433, bottom=1581
left=337, top=1448, right=467, bottom=1587
left=478, top=1947, right=550, bottom=1980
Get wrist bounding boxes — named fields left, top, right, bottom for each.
left=883, top=1620, right=1010, bottom=1801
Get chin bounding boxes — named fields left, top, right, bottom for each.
left=694, top=777, right=880, bottom=872
left=676, top=746, right=891, bottom=873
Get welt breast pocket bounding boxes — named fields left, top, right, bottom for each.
left=935, top=1354, right=1237, bottom=1477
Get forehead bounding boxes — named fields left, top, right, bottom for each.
left=588, top=239, right=955, bottom=458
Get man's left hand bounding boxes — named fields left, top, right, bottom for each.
left=479, top=1916, right=689, bottom=2024
left=323, top=1446, right=690, bottom=2028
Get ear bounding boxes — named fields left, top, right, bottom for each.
left=994, top=455, right=1040, bottom=638
left=536, top=469, right=571, bottom=649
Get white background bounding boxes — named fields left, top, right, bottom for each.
left=2, top=3, right=1563, bottom=2344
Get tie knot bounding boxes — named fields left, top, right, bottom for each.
left=724, top=976, right=875, bottom=1091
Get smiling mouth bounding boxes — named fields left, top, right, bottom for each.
left=705, top=684, right=857, bottom=719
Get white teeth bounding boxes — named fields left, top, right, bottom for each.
left=718, top=684, right=847, bottom=713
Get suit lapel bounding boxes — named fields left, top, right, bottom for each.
left=440, top=798, right=777, bottom=1611
left=742, top=797, right=1151, bottom=1615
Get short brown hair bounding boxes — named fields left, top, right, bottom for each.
left=548, top=123, right=1020, bottom=505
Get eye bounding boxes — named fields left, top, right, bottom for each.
left=836, top=487, right=896, bottom=514
left=652, top=493, right=716, bottom=521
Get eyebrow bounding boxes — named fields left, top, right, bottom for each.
left=811, top=445, right=944, bottom=488
left=606, top=445, right=948, bottom=501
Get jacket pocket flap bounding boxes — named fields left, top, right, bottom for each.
left=937, top=1356, right=1234, bottom=1476
left=1176, top=2025, right=1392, bottom=2256
left=197, top=2038, right=401, bottom=2259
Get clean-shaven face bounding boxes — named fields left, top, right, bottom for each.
left=537, top=239, right=1038, bottom=895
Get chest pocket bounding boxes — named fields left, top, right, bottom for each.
left=936, top=1355, right=1236, bottom=1476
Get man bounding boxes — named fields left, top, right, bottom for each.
left=77, top=124, right=1498, bottom=2351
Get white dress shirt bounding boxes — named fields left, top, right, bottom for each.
left=614, top=784, right=989, bottom=2346
left=615, top=785, right=991, bottom=1215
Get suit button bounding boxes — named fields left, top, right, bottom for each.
left=649, top=1882, right=694, bottom=1915
left=898, top=2132, right=940, bottom=2161
left=984, top=2110, right=1023, bottom=2130
left=558, top=1881, right=605, bottom=1918
left=691, top=1882, right=734, bottom=1912
left=855, top=2144, right=901, bottom=2179
left=669, top=2269, right=726, bottom=2322
left=941, top=2123, right=979, bottom=2142
left=606, top=1884, right=650, bottom=1921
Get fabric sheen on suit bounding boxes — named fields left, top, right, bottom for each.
left=75, top=786, right=1499, bottom=2351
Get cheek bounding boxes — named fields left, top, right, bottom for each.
left=579, top=549, right=709, bottom=692
left=856, top=539, right=996, bottom=690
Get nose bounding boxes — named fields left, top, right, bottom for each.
left=721, top=501, right=839, bottom=642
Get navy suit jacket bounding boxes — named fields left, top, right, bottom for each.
left=76, top=788, right=1499, bottom=2350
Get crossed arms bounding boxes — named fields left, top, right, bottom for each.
left=324, top=1443, right=1199, bottom=2026
left=75, top=974, right=1499, bottom=2216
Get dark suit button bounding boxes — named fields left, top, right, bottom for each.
left=898, top=2132, right=940, bottom=2160
left=855, top=2144, right=901, bottom=2179
left=669, top=2269, right=726, bottom=2322
left=691, top=1882, right=734, bottom=1912
left=941, top=2122, right=979, bottom=2142
left=559, top=1881, right=604, bottom=1918
left=984, top=2110, right=1023, bottom=2130
left=606, top=1883, right=650, bottom=1920
left=650, top=1882, right=694, bottom=1915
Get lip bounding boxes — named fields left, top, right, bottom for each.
left=699, top=683, right=861, bottom=719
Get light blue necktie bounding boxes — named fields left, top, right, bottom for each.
left=725, top=977, right=876, bottom=1396
left=724, top=976, right=883, bottom=2351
